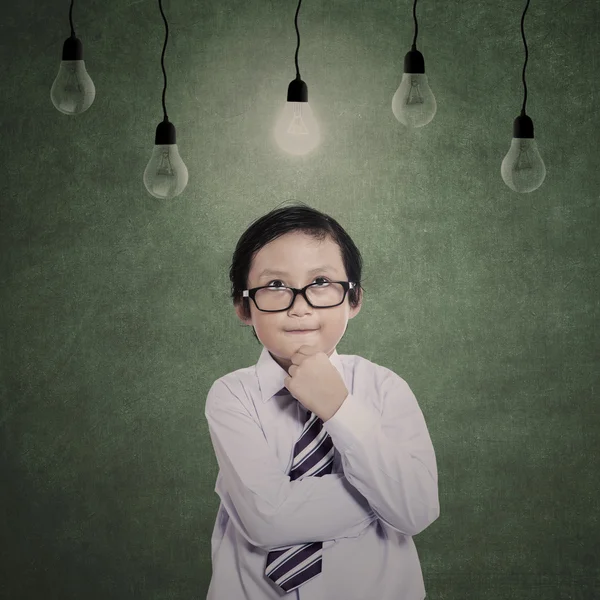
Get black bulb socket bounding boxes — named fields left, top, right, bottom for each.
left=404, top=49, right=425, bottom=74
left=62, top=35, right=83, bottom=60
left=512, top=114, right=534, bottom=139
left=155, top=120, right=176, bottom=145
left=287, top=77, right=308, bottom=102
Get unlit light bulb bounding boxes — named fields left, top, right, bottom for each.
left=274, top=76, right=320, bottom=156
left=501, top=114, right=546, bottom=193
left=392, top=49, right=436, bottom=128
left=143, top=120, right=189, bottom=199
left=50, top=36, right=95, bottom=115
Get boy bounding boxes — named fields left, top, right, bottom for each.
left=205, top=202, right=439, bottom=599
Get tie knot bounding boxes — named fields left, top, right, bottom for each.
left=281, top=386, right=313, bottom=424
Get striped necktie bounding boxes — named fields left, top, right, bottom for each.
left=264, top=394, right=335, bottom=593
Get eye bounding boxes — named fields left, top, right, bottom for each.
left=313, top=276, right=330, bottom=285
left=266, top=276, right=330, bottom=287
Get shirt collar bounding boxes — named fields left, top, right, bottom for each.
left=256, top=345, right=345, bottom=403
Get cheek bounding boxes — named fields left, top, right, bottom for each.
left=323, top=312, right=346, bottom=328
left=255, top=314, right=281, bottom=332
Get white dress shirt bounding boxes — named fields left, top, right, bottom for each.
left=204, top=346, right=439, bottom=600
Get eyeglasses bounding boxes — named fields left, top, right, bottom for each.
left=243, top=281, right=356, bottom=313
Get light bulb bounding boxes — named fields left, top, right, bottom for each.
left=143, top=120, right=189, bottom=200
left=274, top=77, right=320, bottom=156
left=274, top=101, right=320, bottom=156
left=50, top=36, right=95, bottom=115
left=501, top=114, right=546, bottom=193
left=392, top=49, right=436, bottom=128
left=143, top=145, right=189, bottom=199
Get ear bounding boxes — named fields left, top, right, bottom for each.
left=235, top=300, right=253, bottom=326
left=348, top=286, right=363, bottom=320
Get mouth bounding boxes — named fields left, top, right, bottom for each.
left=285, top=329, right=319, bottom=334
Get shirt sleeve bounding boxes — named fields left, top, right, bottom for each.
left=204, top=379, right=377, bottom=551
left=322, top=370, right=440, bottom=537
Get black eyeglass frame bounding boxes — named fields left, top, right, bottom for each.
left=242, top=281, right=356, bottom=313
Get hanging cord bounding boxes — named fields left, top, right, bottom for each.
left=69, top=0, right=75, bottom=37
left=411, top=0, right=418, bottom=50
left=294, top=0, right=302, bottom=79
left=520, top=0, right=530, bottom=116
left=158, top=0, right=169, bottom=122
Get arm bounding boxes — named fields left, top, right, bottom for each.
left=323, top=370, right=439, bottom=537
left=204, top=379, right=377, bottom=551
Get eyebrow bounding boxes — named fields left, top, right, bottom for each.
left=258, top=265, right=337, bottom=280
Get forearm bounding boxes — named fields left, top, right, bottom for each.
left=218, top=470, right=376, bottom=550
left=266, top=473, right=376, bottom=549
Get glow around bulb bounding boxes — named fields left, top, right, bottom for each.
left=392, top=73, right=437, bottom=128
left=50, top=60, right=96, bottom=115
left=274, top=102, right=320, bottom=156
left=143, top=144, right=189, bottom=199
left=501, top=137, right=546, bottom=193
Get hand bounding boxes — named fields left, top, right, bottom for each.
left=283, top=345, right=349, bottom=422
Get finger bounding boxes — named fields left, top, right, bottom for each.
left=297, top=345, right=318, bottom=356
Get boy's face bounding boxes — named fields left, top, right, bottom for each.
left=235, top=231, right=362, bottom=373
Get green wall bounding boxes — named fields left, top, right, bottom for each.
left=1, top=0, right=599, bottom=598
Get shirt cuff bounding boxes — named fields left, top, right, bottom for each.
left=322, top=392, right=380, bottom=455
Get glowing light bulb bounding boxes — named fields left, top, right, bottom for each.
left=501, top=114, right=546, bottom=193
left=274, top=77, right=320, bottom=156
left=392, top=49, right=436, bottom=128
left=50, top=36, right=95, bottom=115
left=143, top=120, right=189, bottom=199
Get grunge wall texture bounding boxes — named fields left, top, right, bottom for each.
left=1, top=0, right=599, bottom=598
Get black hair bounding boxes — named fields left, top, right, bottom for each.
left=229, top=201, right=366, bottom=343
